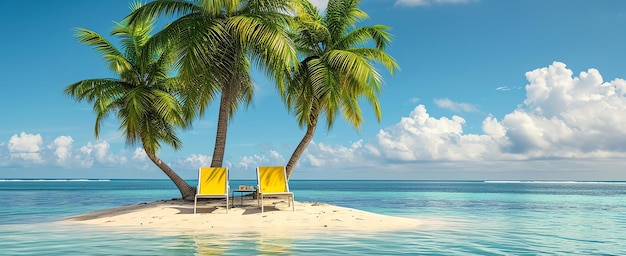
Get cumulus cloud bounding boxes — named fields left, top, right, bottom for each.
left=50, top=136, right=73, bottom=164
left=395, top=0, right=476, bottom=7
left=238, top=150, right=286, bottom=169
left=300, top=140, right=381, bottom=167
left=128, top=148, right=155, bottom=171
left=501, top=62, right=626, bottom=158
left=376, top=105, right=510, bottom=161
left=2, top=133, right=135, bottom=169
left=8, top=132, right=43, bottom=163
left=180, top=154, right=213, bottom=168
left=77, top=141, right=127, bottom=167
left=132, top=148, right=147, bottom=161
left=294, top=62, right=626, bottom=171
left=77, top=144, right=94, bottom=168
left=1, top=133, right=187, bottom=177
left=5, top=62, right=626, bottom=179
left=434, top=98, right=479, bottom=112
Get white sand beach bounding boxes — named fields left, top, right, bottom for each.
left=64, top=197, right=424, bottom=236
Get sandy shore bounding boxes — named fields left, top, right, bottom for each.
left=63, top=197, right=424, bottom=236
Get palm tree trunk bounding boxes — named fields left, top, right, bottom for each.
left=286, top=115, right=318, bottom=180
left=211, top=89, right=231, bottom=167
left=146, top=151, right=196, bottom=201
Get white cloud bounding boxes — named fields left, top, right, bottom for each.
left=238, top=150, right=286, bottom=169
left=376, top=105, right=509, bottom=161
left=77, top=141, right=127, bottom=167
left=50, top=136, right=73, bottom=164
left=497, top=86, right=522, bottom=91
left=78, top=144, right=94, bottom=168
left=395, top=0, right=476, bottom=7
left=8, top=132, right=43, bottom=163
left=5, top=62, right=626, bottom=180
left=482, top=115, right=506, bottom=138
left=299, top=140, right=381, bottom=168
left=181, top=154, right=213, bottom=168
left=129, top=148, right=155, bottom=171
left=2, top=134, right=167, bottom=174
left=434, top=98, right=479, bottom=112
left=501, top=61, right=626, bottom=158
left=395, top=0, right=429, bottom=7
left=2, top=134, right=131, bottom=169
left=293, top=62, right=626, bottom=175
left=132, top=148, right=147, bottom=161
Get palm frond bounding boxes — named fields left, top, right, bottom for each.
left=335, top=25, right=393, bottom=50
left=344, top=48, right=399, bottom=75
left=325, top=0, right=368, bottom=41
left=67, top=5, right=189, bottom=154
left=325, top=49, right=374, bottom=85
left=75, top=28, right=133, bottom=75
left=285, top=0, right=396, bottom=131
left=127, top=0, right=199, bottom=26
left=228, top=14, right=297, bottom=81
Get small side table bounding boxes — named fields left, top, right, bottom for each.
left=231, top=189, right=256, bottom=207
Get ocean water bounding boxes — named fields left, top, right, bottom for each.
left=1, top=179, right=625, bottom=255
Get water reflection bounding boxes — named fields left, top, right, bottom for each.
left=186, top=232, right=295, bottom=255
left=256, top=236, right=293, bottom=255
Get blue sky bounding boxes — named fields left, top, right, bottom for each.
left=2, top=0, right=626, bottom=180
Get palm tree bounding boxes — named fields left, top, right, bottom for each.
left=64, top=2, right=196, bottom=200
left=128, top=0, right=298, bottom=167
left=284, top=0, right=399, bottom=179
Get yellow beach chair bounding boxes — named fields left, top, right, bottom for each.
left=256, top=166, right=294, bottom=213
left=194, top=167, right=229, bottom=214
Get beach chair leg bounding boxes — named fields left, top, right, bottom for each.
left=226, top=196, right=229, bottom=213
left=194, top=197, right=197, bottom=214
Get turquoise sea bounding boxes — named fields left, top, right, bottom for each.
left=1, top=179, right=625, bottom=255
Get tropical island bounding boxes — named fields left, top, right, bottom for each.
left=65, top=199, right=425, bottom=235
left=3, top=0, right=626, bottom=254
left=63, top=0, right=403, bottom=233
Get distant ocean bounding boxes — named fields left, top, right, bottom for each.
left=1, top=179, right=625, bottom=255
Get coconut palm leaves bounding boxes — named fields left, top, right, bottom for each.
left=284, top=0, right=399, bottom=179
left=128, top=0, right=298, bottom=167
left=64, top=2, right=196, bottom=200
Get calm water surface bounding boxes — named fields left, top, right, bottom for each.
left=1, top=179, right=625, bottom=255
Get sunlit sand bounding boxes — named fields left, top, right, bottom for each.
left=64, top=197, right=424, bottom=236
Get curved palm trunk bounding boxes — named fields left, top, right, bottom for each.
left=286, top=114, right=319, bottom=180
left=210, top=90, right=231, bottom=167
left=146, top=151, right=196, bottom=201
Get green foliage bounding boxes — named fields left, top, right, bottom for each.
left=64, top=2, right=187, bottom=154
left=128, top=0, right=298, bottom=118
left=128, top=0, right=299, bottom=166
left=287, top=0, right=399, bottom=130
left=284, top=0, right=399, bottom=178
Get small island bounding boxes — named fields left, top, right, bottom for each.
left=64, top=198, right=425, bottom=236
